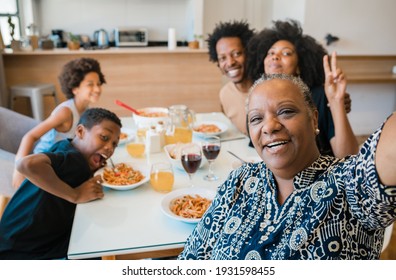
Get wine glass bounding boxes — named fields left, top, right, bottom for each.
left=180, top=143, right=202, bottom=188
left=201, top=136, right=221, bottom=181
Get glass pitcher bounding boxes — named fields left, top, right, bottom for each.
left=165, top=105, right=195, bottom=145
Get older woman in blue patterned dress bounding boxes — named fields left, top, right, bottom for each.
left=178, top=54, right=396, bottom=260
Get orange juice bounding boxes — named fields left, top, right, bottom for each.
left=150, top=171, right=174, bottom=192
left=164, top=127, right=193, bottom=145
left=126, top=142, right=145, bottom=157
left=137, top=127, right=148, bottom=138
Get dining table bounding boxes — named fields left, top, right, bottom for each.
left=67, top=112, right=259, bottom=260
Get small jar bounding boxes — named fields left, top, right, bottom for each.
left=156, top=121, right=166, bottom=148
left=146, top=126, right=161, bottom=154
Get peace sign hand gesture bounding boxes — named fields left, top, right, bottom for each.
left=323, top=51, right=347, bottom=110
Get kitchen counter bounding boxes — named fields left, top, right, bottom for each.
left=2, top=47, right=222, bottom=118
left=2, top=46, right=208, bottom=55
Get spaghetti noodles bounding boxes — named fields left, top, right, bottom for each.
left=102, top=163, right=144, bottom=186
left=194, top=124, right=221, bottom=133
left=170, top=194, right=212, bottom=219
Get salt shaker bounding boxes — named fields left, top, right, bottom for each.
left=156, top=121, right=166, bottom=148
left=146, top=126, right=161, bottom=154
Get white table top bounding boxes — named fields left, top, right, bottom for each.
left=67, top=112, right=258, bottom=259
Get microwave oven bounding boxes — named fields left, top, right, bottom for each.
left=115, top=28, right=148, bottom=47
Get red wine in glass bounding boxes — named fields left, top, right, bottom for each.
left=180, top=143, right=202, bottom=188
left=202, top=136, right=221, bottom=181
left=202, top=144, right=220, bottom=160
left=181, top=154, right=202, bottom=174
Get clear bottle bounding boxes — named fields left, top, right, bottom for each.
left=146, top=125, right=161, bottom=154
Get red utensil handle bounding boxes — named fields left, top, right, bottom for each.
left=115, top=100, right=140, bottom=115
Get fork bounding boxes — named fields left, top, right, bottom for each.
left=109, top=158, right=118, bottom=172
left=227, top=150, right=247, bottom=164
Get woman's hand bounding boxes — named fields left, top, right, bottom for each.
left=323, top=51, right=359, bottom=157
left=323, top=51, right=347, bottom=109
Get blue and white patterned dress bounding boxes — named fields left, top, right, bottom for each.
left=178, top=119, right=396, bottom=260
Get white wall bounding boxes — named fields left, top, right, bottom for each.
left=301, top=0, right=396, bottom=134
left=303, top=0, right=396, bottom=55
left=37, top=0, right=195, bottom=42
left=203, top=0, right=272, bottom=37
left=348, top=84, right=396, bottom=134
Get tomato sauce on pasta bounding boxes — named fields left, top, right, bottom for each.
left=170, top=194, right=212, bottom=219
left=103, top=163, right=144, bottom=186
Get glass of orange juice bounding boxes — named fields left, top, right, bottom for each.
left=150, top=162, right=174, bottom=193
left=126, top=136, right=146, bottom=158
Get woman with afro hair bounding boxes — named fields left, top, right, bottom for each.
left=246, top=19, right=357, bottom=157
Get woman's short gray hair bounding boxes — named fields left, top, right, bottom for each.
left=246, top=73, right=316, bottom=113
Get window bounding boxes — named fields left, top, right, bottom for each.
left=0, top=0, right=21, bottom=46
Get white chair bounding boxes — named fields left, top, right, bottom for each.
left=382, top=223, right=394, bottom=253
left=10, top=83, right=59, bottom=121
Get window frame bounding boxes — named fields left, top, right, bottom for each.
left=0, top=0, right=21, bottom=46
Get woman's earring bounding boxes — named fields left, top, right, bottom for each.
left=315, top=128, right=320, bottom=135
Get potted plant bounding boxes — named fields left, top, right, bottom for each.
left=7, top=15, right=20, bottom=51
left=188, top=34, right=202, bottom=49
left=67, top=32, right=80, bottom=50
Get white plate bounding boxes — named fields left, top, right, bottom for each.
left=193, top=121, right=228, bottom=137
left=161, top=188, right=216, bottom=223
left=95, top=162, right=149, bottom=191
left=118, top=128, right=135, bottom=145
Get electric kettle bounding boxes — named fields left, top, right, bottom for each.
left=93, top=29, right=109, bottom=47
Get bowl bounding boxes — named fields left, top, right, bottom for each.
left=164, top=143, right=206, bottom=171
left=133, top=107, right=169, bottom=128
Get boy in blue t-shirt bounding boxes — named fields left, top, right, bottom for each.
left=0, top=108, right=121, bottom=259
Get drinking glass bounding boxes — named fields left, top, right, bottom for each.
left=126, top=135, right=145, bottom=158
left=201, top=136, right=221, bottom=181
left=150, top=162, right=174, bottom=193
left=180, top=143, right=202, bottom=188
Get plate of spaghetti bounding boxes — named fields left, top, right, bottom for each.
left=95, top=162, right=149, bottom=190
left=118, top=128, right=135, bottom=145
left=161, top=188, right=216, bottom=223
left=193, top=121, right=228, bottom=137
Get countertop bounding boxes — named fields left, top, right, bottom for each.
left=2, top=46, right=208, bottom=55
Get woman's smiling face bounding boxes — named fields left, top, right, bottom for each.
left=264, top=40, right=299, bottom=76
left=247, top=78, right=319, bottom=178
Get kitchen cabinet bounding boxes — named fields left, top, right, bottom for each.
left=2, top=47, right=222, bottom=118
